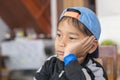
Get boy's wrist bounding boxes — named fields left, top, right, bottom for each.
left=64, top=54, right=77, bottom=66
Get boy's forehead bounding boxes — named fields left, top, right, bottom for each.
left=64, top=11, right=80, bottom=19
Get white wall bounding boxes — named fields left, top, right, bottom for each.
left=96, top=0, right=120, bottom=52
left=96, top=0, right=120, bottom=17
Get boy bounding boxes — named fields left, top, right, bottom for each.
left=34, top=6, right=108, bottom=80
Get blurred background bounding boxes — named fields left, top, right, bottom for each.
left=0, top=0, right=120, bottom=80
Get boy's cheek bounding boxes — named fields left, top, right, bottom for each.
left=54, top=40, right=57, bottom=48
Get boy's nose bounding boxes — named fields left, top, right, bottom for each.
left=59, top=38, right=66, bottom=47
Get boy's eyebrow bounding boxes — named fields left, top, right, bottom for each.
left=68, top=32, right=79, bottom=36
left=57, top=28, right=79, bottom=36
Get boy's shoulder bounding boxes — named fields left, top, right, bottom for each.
left=43, top=55, right=64, bottom=73
left=44, top=55, right=59, bottom=66
left=46, top=55, right=57, bottom=61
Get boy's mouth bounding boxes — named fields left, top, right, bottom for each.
left=57, top=50, right=64, bottom=55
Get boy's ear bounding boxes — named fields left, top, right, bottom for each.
left=88, top=40, right=98, bottom=54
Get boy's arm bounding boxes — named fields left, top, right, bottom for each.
left=65, top=60, right=87, bottom=80
left=64, top=54, right=108, bottom=80
left=64, top=54, right=88, bottom=80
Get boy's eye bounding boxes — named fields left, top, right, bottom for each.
left=69, top=37, right=77, bottom=40
left=56, top=33, right=61, bottom=37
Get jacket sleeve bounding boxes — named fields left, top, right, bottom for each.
left=64, top=59, right=108, bottom=80
left=64, top=60, right=87, bottom=80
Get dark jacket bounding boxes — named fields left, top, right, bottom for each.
left=34, top=55, right=108, bottom=80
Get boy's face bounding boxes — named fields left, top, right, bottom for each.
left=55, top=20, right=87, bottom=61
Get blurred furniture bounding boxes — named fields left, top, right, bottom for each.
left=99, top=45, right=117, bottom=80
left=117, top=54, right=120, bottom=80
left=1, top=39, right=54, bottom=80
left=1, top=39, right=54, bottom=70
left=0, top=54, right=9, bottom=80
left=1, top=40, right=47, bottom=70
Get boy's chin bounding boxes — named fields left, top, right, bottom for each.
left=57, top=55, right=64, bottom=61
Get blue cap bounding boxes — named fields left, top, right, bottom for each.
left=60, top=6, right=101, bottom=40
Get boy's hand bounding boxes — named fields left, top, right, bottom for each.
left=64, top=36, right=96, bottom=58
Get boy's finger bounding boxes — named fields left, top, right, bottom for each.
left=71, top=36, right=89, bottom=47
left=83, top=42, right=93, bottom=53
left=82, top=36, right=95, bottom=52
left=82, top=36, right=95, bottom=47
left=85, top=36, right=96, bottom=48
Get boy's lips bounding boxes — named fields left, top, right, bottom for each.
left=57, top=50, right=64, bottom=55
